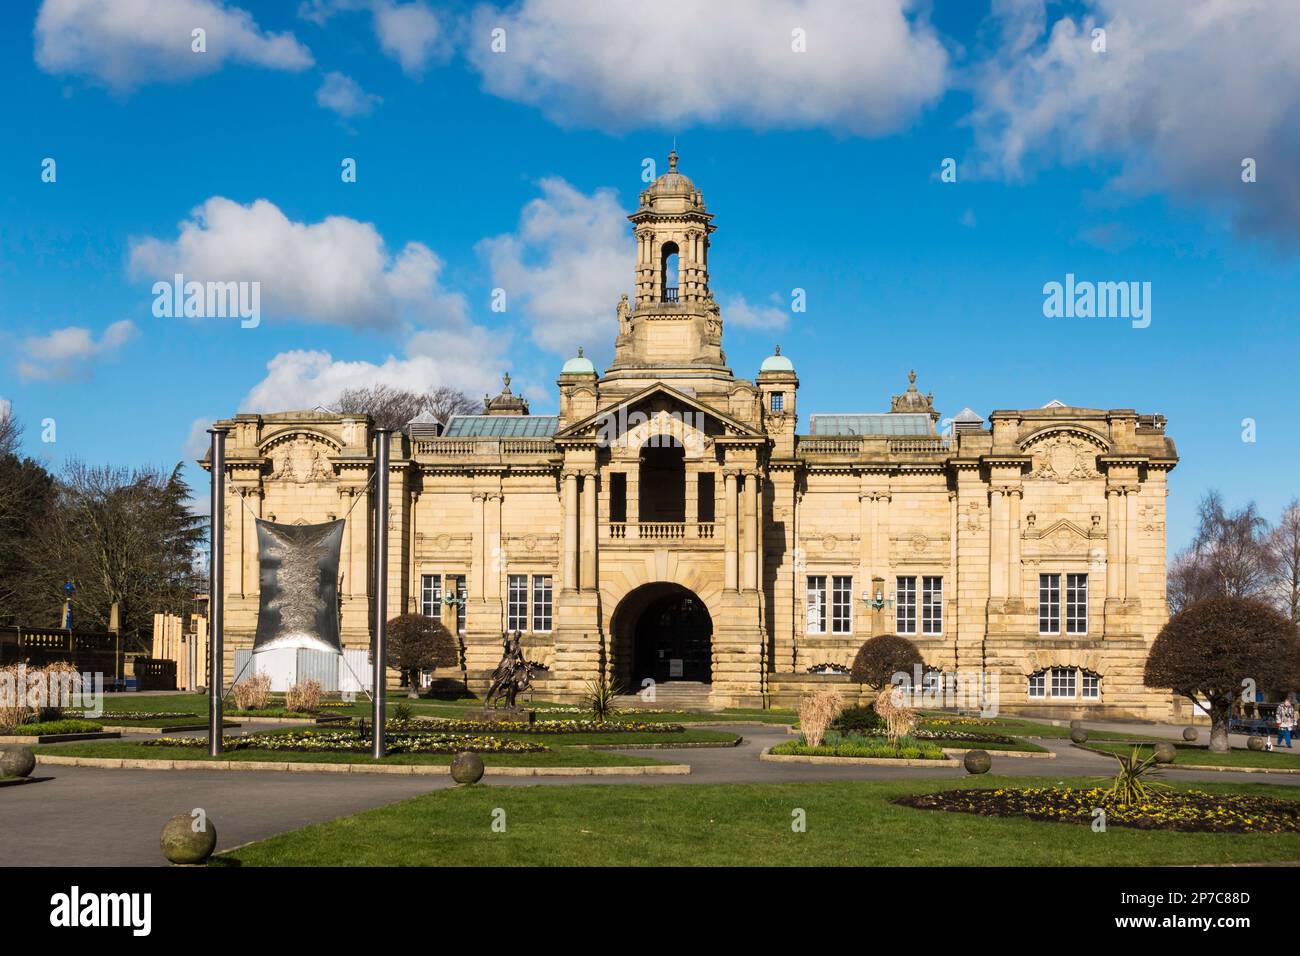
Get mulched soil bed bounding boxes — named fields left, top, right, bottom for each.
left=895, top=786, right=1300, bottom=833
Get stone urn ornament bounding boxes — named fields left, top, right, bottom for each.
left=451, top=751, right=485, bottom=785
left=1153, top=741, right=1177, bottom=764
left=160, top=811, right=217, bottom=865
left=963, top=750, right=992, bottom=774
left=0, top=745, right=36, bottom=778
left=1182, top=726, right=1198, bottom=742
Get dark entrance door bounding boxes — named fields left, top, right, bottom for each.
left=632, top=591, right=712, bottom=683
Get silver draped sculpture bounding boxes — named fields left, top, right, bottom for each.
left=253, top=519, right=345, bottom=653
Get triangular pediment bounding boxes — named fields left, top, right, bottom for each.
left=555, top=382, right=764, bottom=442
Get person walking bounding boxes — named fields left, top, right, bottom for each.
left=1275, top=695, right=1296, bottom=749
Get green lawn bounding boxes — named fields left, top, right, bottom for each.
left=32, top=726, right=739, bottom=767
left=0, top=718, right=106, bottom=736
left=1084, top=740, right=1300, bottom=770
left=217, top=776, right=1300, bottom=867
left=32, top=739, right=669, bottom=768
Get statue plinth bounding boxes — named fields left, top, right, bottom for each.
left=467, top=707, right=535, bottom=725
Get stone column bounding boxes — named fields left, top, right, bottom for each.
left=485, top=491, right=502, bottom=602
left=684, top=467, right=698, bottom=526
left=580, top=472, right=597, bottom=589
left=1125, top=486, right=1141, bottom=601
left=471, top=492, right=485, bottom=600
left=562, top=472, right=579, bottom=591
left=742, top=472, right=758, bottom=591
left=626, top=466, right=640, bottom=537
left=724, top=470, right=739, bottom=591
left=1106, top=488, right=1123, bottom=600
left=1006, top=488, right=1022, bottom=603
left=989, top=488, right=1007, bottom=599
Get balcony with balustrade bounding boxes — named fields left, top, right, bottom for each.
left=606, top=521, right=718, bottom=544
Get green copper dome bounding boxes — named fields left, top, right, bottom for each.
left=760, top=344, right=794, bottom=373
left=561, top=346, right=596, bottom=375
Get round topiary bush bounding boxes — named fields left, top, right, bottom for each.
left=1153, top=741, right=1177, bottom=764
left=1182, top=726, right=1198, bottom=742
left=849, top=635, right=924, bottom=689
left=160, top=812, right=217, bottom=865
left=963, top=750, right=992, bottom=774
left=0, top=745, right=35, bottom=778
left=1248, top=736, right=1266, bottom=752
left=1070, top=728, right=1088, bottom=744
left=450, top=751, right=485, bottom=784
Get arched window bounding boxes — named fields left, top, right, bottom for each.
left=660, top=241, right=679, bottom=302
left=1028, top=667, right=1101, bottom=700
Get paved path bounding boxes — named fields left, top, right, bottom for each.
left=7, top=721, right=1300, bottom=866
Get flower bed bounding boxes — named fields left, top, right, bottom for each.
left=142, top=730, right=546, bottom=755
left=72, top=711, right=197, bottom=722
left=896, top=787, right=1300, bottom=833
left=920, top=717, right=997, bottom=728
left=0, top=718, right=105, bottom=736
left=391, top=718, right=685, bottom=735
left=771, top=736, right=948, bottom=761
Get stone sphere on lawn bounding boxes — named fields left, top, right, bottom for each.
left=160, top=812, right=217, bottom=865
left=1153, top=741, right=1177, bottom=764
left=1248, top=736, right=1266, bottom=752
left=1070, top=728, right=1088, bottom=744
left=450, top=751, right=485, bottom=785
left=0, top=745, right=36, bottom=778
left=1182, top=726, right=1198, bottom=742
left=963, top=750, right=992, bottom=774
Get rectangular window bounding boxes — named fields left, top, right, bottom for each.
left=770, top=392, right=784, bottom=413
left=1081, top=671, right=1100, bottom=699
left=831, top=575, right=852, bottom=634
left=697, top=472, right=715, bottom=523
left=921, top=576, right=943, bottom=635
left=420, top=574, right=442, bottom=620
left=1028, top=672, right=1046, bottom=698
left=609, top=473, right=627, bottom=524
left=1050, top=666, right=1076, bottom=699
left=531, top=575, right=553, bottom=633
left=1039, top=573, right=1061, bottom=635
left=451, top=575, right=467, bottom=633
left=896, top=576, right=917, bottom=634
left=507, top=574, right=528, bottom=632
left=1066, top=573, right=1088, bottom=634
left=806, top=576, right=827, bottom=634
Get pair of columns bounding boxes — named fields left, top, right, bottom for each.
left=723, top=470, right=760, bottom=592
left=988, top=486, right=1024, bottom=602
left=561, top=471, right=598, bottom=591
left=1106, top=485, right=1142, bottom=601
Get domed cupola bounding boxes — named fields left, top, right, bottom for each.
left=560, top=346, right=596, bottom=377
left=483, top=373, right=529, bottom=416
left=760, top=344, right=795, bottom=373
left=891, top=369, right=940, bottom=423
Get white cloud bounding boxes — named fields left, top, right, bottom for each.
left=19, top=320, right=138, bottom=381
left=129, top=197, right=467, bottom=329
left=240, top=344, right=505, bottom=413
left=720, top=293, right=790, bottom=331
left=466, top=0, right=948, bottom=134
left=316, top=70, right=382, bottom=117
left=184, top=417, right=215, bottom=459
left=300, top=0, right=446, bottom=76
left=968, top=0, right=1300, bottom=242
left=35, top=0, right=313, bottom=91
left=478, top=178, right=632, bottom=356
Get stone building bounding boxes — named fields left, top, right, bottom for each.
left=207, top=152, right=1179, bottom=718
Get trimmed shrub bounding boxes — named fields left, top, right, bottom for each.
left=831, top=705, right=885, bottom=734
left=850, top=635, right=924, bottom=689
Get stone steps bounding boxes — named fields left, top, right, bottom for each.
left=614, top=681, right=716, bottom=712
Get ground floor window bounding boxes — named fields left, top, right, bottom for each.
left=1028, top=667, right=1100, bottom=701
left=531, top=574, right=553, bottom=633
left=896, top=576, right=917, bottom=633
left=922, top=575, right=943, bottom=635
left=507, top=574, right=528, bottom=631
left=420, top=574, right=442, bottom=620
left=831, top=575, right=853, bottom=633
left=806, top=575, right=827, bottom=634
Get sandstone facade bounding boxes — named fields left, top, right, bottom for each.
left=206, top=152, right=1179, bottom=719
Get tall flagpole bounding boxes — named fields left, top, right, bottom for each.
left=372, top=427, right=391, bottom=759
left=208, top=427, right=228, bottom=757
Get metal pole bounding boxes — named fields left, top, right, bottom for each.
left=208, top=427, right=227, bottom=756
left=372, top=428, right=391, bottom=759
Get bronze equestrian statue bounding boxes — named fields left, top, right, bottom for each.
left=484, top=630, right=533, bottom=708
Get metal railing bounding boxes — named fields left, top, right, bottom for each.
left=662, top=287, right=679, bottom=303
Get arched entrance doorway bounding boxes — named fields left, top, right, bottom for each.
left=611, top=583, right=712, bottom=687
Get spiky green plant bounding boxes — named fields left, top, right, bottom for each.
left=1106, top=746, right=1171, bottom=806
left=584, top=675, right=622, bottom=722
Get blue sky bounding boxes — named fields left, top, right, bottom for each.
left=3, top=0, right=1299, bottom=553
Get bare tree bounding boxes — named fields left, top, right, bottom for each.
left=333, top=385, right=479, bottom=432
left=1167, top=490, right=1275, bottom=613
left=1270, top=500, right=1300, bottom=625
left=23, top=461, right=204, bottom=647
left=0, top=401, right=21, bottom=458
